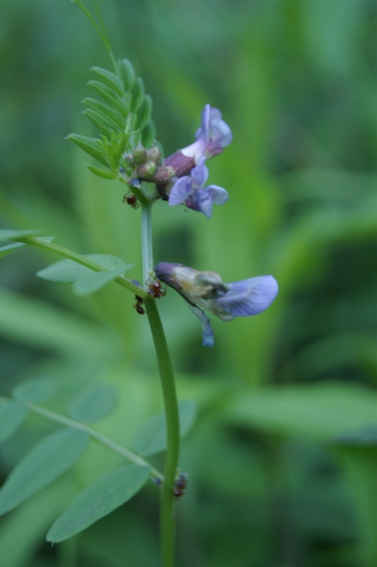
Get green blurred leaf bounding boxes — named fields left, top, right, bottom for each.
left=87, top=165, right=118, bottom=180
left=12, top=377, right=59, bottom=404
left=37, top=254, right=130, bottom=284
left=0, top=287, right=113, bottom=358
left=130, top=78, right=144, bottom=113
left=0, top=242, right=26, bottom=258
left=68, top=383, right=117, bottom=422
left=133, top=400, right=198, bottom=456
left=136, top=95, right=152, bottom=131
left=0, top=428, right=89, bottom=515
left=118, top=58, right=135, bottom=91
left=83, top=98, right=126, bottom=131
left=90, top=66, right=124, bottom=96
left=0, top=229, right=41, bottom=243
left=47, top=464, right=150, bottom=542
left=0, top=401, right=28, bottom=443
left=227, top=383, right=377, bottom=440
left=67, top=134, right=108, bottom=167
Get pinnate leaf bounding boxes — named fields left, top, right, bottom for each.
left=47, top=464, right=150, bottom=542
left=68, top=383, right=117, bottom=423
left=0, top=428, right=89, bottom=515
left=0, top=401, right=28, bottom=443
left=133, top=400, right=197, bottom=456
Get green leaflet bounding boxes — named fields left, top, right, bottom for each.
left=12, top=377, right=59, bottom=404
left=47, top=464, right=150, bottom=542
left=90, top=66, right=124, bottom=96
left=36, top=254, right=131, bottom=296
left=0, top=401, right=28, bottom=444
left=0, top=242, right=26, bottom=259
left=118, top=58, right=135, bottom=91
left=0, top=428, right=89, bottom=515
left=68, top=383, right=117, bottom=423
left=87, top=79, right=128, bottom=115
left=0, top=229, right=41, bottom=243
left=137, top=95, right=152, bottom=131
left=66, top=134, right=109, bottom=167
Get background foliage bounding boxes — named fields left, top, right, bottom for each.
left=1, top=1, right=377, bottom=566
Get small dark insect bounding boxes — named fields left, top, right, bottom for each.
left=123, top=194, right=139, bottom=209
left=133, top=295, right=145, bottom=315
left=173, top=473, right=188, bottom=499
left=147, top=279, right=166, bottom=299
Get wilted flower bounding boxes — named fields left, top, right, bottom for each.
left=155, top=262, right=278, bottom=347
left=168, top=160, right=228, bottom=218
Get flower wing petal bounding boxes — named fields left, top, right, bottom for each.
left=169, top=177, right=193, bottom=206
left=217, top=275, right=278, bottom=317
left=206, top=185, right=229, bottom=205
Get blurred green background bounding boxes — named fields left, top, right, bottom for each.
left=1, top=1, right=377, bottom=566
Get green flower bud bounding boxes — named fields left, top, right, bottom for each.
left=132, top=144, right=147, bottom=165
left=137, top=160, right=158, bottom=179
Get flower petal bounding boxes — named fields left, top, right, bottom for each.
left=190, top=161, right=208, bottom=188
left=186, top=190, right=213, bottom=218
left=168, top=177, right=193, bottom=206
left=206, top=185, right=229, bottom=205
left=216, top=275, right=278, bottom=318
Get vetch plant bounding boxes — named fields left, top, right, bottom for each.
left=0, top=2, right=278, bottom=566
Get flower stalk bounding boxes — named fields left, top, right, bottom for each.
left=140, top=203, right=180, bottom=566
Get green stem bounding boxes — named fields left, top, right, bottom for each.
left=140, top=203, right=179, bottom=566
left=145, top=299, right=180, bottom=567
left=20, top=236, right=147, bottom=299
left=141, top=204, right=153, bottom=285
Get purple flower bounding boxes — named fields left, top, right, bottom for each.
left=160, top=104, right=232, bottom=188
left=181, top=104, right=233, bottom=164
left=168, top=160, right=228, bottom=218
left=155, top=262, right=278, bottom=347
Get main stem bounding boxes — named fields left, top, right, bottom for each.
left=141, top=205, right=180, bottom=567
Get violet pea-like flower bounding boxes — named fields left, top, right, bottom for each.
left=155, top=262, right=278, bottom=347
left=181, top=104, right=233, bottom=164
left=169, top=160, right=228, bottom=219
left=161, top=104, right=232, bottom=183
